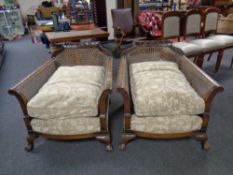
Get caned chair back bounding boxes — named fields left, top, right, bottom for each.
left=184, top=9, right=202, bottom=38
left=161, top=11, right=181, bottom=40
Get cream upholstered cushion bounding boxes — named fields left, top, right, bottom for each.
left=31, top=117, right=100, bottom=135
left=189, top=39, right=224, bottom=52
left=131, top=114, right=202, bottom=134
left=172, top=42, right=202, bottom=56
left=130, top=61, right=205, bottom=116
left=27, top=65, right=105, bottom=120
left=208, top=35, right=233, bottom=47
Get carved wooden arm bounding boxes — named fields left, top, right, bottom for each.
left=113, top=25, right=125, bottom=38
left=98, top=56, right=113, bottom=131
left=117, top=56, right=131, bottom=130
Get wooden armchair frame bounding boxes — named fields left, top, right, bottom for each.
left=117, top=43, right=223, bottom=151
left=9, top=43, right=113, bottom=152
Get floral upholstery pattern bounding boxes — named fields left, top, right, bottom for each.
left=137, top=11, right=162, bottom=37
left=27, top=65, right=105, bottom=120
left=31, top=117, right=100, bottom=135
left=130, top=61, right=205, bottom=116
left=131, top=114, right=202, bottom=134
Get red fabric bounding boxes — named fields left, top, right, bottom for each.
left=137, top=11, right=162, bottom=37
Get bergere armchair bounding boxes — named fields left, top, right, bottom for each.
left=9, top=43, right=113, bottom=151
left=117, top=42, right=223, bottom=151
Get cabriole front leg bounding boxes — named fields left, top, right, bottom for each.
left=96, top=132, right=113, bottom=152
left=25, top=132, right=39, bottom=152
left=119, top=130, right=136, bottom=151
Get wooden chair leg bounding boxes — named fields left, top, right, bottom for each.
left=96, top=132, right=113, bottom=152
left=194, top=132, right=210, bottom=151
left=25, top=133, right=38, bottom=152
left=195, top=54, right=205, bottom=68
left=214, top=49, right=224, bottom=73
left=207, top=53, right=213, bottom=61
left=119, top=131, right=136, bottom=151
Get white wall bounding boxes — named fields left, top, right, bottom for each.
left=105, top=0, right=117, bottom=39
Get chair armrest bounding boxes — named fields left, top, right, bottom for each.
left=98, top=57, right=113, bottom=131
left=8, top=60, right=57, bottom=115
left=113, top=25, right=125, bottom=37
left=99, top=58, right=113, bottom=110
left=178, top=56, right=224, bottom=113
left=117, top=57, right=131, bottom=114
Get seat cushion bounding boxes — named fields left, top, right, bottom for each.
left=207, top=35, right=233, bottom=47
left=27, top=65, right=105, bottom=120
left=31, top=117, right=100, bottom=135
left=130, top=61, right=205, bottom=116
left=189, top=39, right=224, bottom=52
left=131, top=114, right=202, bottom=134
left=172, top=42, right=202, bottom=57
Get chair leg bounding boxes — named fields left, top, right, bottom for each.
left=195, top=54, right=205, bottom=68
left=194, top=132, right=210, bottom=151
left=119, top=131, right=136, bottom=151
left=96, top=132, right=113, bottom=152
left=214, top=49, right=224, bottom=73
left=25, top=133, right=38, bottom=152
left=207, top=53, right=213, bottom=61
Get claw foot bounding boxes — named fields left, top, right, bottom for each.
left=202, top=141, right=210, bottom=151
left=106, top=144, right=113, bottom=152
left=24, top=144, right=33, bottom=152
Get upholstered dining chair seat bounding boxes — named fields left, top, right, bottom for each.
left=189, top=39, right=224, bottom=52
left=208, top=35, right=233, bottom=47
left=172, top=42, right=203, bottom=57
left=131, top=114, right=202, bottom=134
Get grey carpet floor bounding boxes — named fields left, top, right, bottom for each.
left=0, top=35, right=233, bottom=175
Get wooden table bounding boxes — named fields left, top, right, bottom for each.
left=45, top=28, right=109, bottom=43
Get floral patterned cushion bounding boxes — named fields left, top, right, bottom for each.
left=131, top=114, right=202, bottom=134
left=31, top=117, right=100, bottom=135
left=137, top=11, right=162, bottom=37
left=130, top=61, right=205, bottom=116
left=27, top=65, right=105, bottom=120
